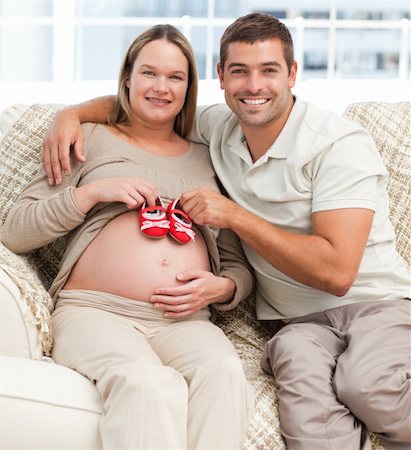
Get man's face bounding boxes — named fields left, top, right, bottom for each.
left=217, top=39, right=297, bottom=129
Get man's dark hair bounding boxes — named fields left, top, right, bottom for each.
left=219, top=13, right=294, bottom=73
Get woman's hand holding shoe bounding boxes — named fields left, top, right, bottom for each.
left=73, top=177, right=158, bottom=214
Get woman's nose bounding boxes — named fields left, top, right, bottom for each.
left=153, top=76, right=169, bottom=93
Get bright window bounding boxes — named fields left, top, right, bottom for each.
left=0, top=0, right=410, bottom=82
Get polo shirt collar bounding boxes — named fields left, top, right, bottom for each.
left=226, top=124, right=252, bottom=164
left=226, top=96, right=306, bottom=164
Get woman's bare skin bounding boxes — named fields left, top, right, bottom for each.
left=64, top=210, right=210, bottom=301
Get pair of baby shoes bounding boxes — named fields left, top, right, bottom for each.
left=139, top=197, right=195, bottom=244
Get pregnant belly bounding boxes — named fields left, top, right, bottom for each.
left=64, top=210, right=211, bottom=301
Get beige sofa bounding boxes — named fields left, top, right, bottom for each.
left=0, top=101, right=409, bottom=450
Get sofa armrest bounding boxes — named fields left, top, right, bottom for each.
left=0, top=355, right=102, bottom=450
left=0, top=104, right=28, bottom=140
left=0, top=268, right=43, bottom=359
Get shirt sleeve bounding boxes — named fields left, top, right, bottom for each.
left=311, top=128, right=387, bottom=213
left=212, top=228, right=255, bottom=312
left=189, top=104, right=232, bottom=145
left=1, top=160, right=86, bottom=254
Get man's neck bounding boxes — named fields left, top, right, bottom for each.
left=243, top=97, right=295, bottom=163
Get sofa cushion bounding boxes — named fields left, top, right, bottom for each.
left=0, top=355, right=102, bottom=450
left=343, top=102, right=411, bottom=266
left=0, top=243, right=53, bottom=356
left=0, top=103, right=65, bottom=288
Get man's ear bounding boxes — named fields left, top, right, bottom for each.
left=217, top=63, right=224, bottom=90
left=288, top=61, right=297, bottom=88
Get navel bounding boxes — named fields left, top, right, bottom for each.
left=159, top=257, right=170, bottom=268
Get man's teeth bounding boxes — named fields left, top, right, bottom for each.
left=242, top=98, right=268, bottom=105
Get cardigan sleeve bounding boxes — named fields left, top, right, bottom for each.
left=212, top=228, right=255, bottom=312
left=1, top=163, right=86, bottom=254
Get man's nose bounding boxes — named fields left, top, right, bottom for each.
left=244, top=72, right=263, bottom=94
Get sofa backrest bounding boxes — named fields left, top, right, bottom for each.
left=0, top=104, right=64, bottom=288
left=344, top=102, right=410, bottom=266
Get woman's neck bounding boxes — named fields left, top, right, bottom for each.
left=126, top=117, right=176, bottom=141
left=111, top=120, right=189, bottom=157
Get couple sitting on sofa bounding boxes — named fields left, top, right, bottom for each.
left=3, top=12, right=410, bottom=450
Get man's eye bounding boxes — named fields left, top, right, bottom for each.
left=231, top=69, right=245, bottom=74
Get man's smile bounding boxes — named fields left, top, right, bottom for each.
left=240, top=98, right=270, bottom=105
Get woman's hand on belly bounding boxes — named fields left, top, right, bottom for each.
left=149, top=269, right=235, bottom=318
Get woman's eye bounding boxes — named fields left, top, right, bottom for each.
left=143, top=71, right=155, bottom=76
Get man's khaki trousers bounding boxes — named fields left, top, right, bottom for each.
left=262, top=299, right=411, bottom=450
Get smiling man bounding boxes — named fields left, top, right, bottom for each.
left=42, top=13, right=410, bottom=450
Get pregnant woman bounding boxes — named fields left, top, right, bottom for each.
left=2, top=24, right=254, bottom=450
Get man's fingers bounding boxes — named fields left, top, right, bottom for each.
left=72, top=135, right=86, bottom=163
left=179, top=188, right=201, bottom=205
left=42, top=142, right=55, bottom=185
left=43, top=134, right=71, bottom=185
left=59, top=146, right=73, bottom=177
left=51, top=157, right=63, bottom=185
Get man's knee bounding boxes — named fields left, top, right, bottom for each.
left=262, top=325, right=321, bottom=375
left=335, top=360, right=411, bottom=441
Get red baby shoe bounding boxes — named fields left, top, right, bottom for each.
left=139, top=197, right=170, bottom=239
left=167, top=199, right=196, bottom=244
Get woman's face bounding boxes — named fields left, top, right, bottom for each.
left=126, top=39, right=189, bottom=129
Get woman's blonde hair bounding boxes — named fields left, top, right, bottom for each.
left=108, top=24, right=198, bottom=138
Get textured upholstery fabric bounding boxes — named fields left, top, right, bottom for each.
left=0, top=104, right=65, bottom=289
left=0, top=267, right=43, bottom=359
left=0, top=243, right=53, bottom=356
left=1, top=101, right=408, bottom=449
left=0, top=104, right=62, bottom=356
left=344, top=102, right=410, bottom=267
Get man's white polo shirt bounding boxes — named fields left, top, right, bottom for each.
left=191, top=98, right=410, bottom=320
